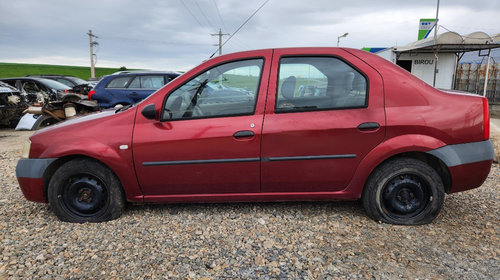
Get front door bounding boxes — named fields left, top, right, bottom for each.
left=261, top=48, right=386, bottom=192
left=133, top=53, right=272, bottom=195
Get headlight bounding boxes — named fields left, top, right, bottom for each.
left=21, top=140, right=31, bottom=158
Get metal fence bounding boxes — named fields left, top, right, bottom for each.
left=454, top=62, right=500, bottom=104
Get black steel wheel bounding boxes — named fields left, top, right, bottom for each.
left=62, top=175, right=108, bottom=217
left=362, top=157, right=444, bottom=225
left=48, top=159, right=125, bottom=223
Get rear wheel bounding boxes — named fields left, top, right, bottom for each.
left=48, top=159, right=125, bottom=223
left=362, top=158, right=445, bottom=225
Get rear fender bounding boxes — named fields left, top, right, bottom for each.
left=343, top=134, right=447, bottom=198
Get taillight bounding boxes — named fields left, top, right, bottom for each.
left=88, top=90, right=96, bottom=100
left=483, top=98, right=490, bottom=140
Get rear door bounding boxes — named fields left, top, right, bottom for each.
left=261, top=48, right=385, bottom=192
left=104, top=75, right=134, bottom=105
left=133, top=50, right=272, bottom=195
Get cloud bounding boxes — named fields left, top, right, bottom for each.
left=0, top=0, right=498, bottom=72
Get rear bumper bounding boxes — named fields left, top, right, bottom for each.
left=428, top=140, right=494, bottom=193
left=16, top=158, right=56, bottom=203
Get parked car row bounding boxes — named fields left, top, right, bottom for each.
left=0, top=71, right=180, bottom=129
left=88, top=71, right=180, bottom=108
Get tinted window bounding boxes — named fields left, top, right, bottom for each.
left=276, top=57, right=367, bottom=112
left=39, top=79, right=71, bottom=90
left=55, top=78, right=74, bottom=87
left=106, top=76, right=132, bottom=88
left=162, top=59, right=263, bottom=121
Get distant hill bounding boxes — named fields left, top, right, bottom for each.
left=0, top=62, right=129, bottom=80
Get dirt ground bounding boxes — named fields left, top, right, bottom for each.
left=0, top=127, right=499, bottom=279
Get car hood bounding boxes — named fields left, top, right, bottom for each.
left=33, top=109, right=117, bottom=135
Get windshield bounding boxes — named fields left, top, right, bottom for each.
left=39, top=78, right=71, bottom=90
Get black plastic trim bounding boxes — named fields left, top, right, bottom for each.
left=263, top=154, right=356, bottom=162
left=143, top=157, right=260, bottom=166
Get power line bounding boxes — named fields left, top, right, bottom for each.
left=192, top=0, right=217, bottom=32
left=209, top=0, right=270, bottom=58
left=212, top=0, right=227, bottom=31
left=179, top=0, right=208, bottom=32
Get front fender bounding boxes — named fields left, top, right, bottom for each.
left=342, top=134, right=447, bottom=198
left=41, top=139, right=143, bottom=201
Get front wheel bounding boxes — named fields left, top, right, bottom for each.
left=362, top=158, right=445, bottom=225
left=48, top=159, right=125, bottom=223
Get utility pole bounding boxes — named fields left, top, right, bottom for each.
left=211, top=28, right=229, bottom=56
left=87, top=30, right=99, bottom=79
left=432, top=0, right=440, bottom=87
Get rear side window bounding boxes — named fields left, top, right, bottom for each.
left=128, top=75, right=165, bottom=89
left=106, top=77, right=132, bottom=88
left=162, top=59, right=263, bottom=121
left=276, top=57, right=367, bottom=112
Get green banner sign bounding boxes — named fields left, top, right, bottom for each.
left=418, top=18, right=437, bottom=40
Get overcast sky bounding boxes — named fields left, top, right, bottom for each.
left=1, top=0, right=499, bottom=71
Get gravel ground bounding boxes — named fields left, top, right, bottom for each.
left=0, top=129, right=499, bottom=279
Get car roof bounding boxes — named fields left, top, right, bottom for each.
left=0, top=77, right=71, bottom=88
left=27, top=74, right=77, bottom=78
left=110, top=71, right=181, bottom=76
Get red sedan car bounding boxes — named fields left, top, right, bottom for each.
left=16, top=48, right=494, bottom=224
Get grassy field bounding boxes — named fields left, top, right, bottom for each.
left=0, top=62, right=126, bottom=80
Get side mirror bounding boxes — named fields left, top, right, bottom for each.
left=141, top=104, right=157, bottom=119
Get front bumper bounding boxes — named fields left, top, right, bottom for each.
left=16, top=158, right=56, bottom=203
left=428, top=140, right=494, bottom=193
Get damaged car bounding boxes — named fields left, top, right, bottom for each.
left=0, top=77, right=100, bottom=130
left=27, top=74, right=94, bottom=95
left=0, top=81, right=35, bottom=127
left=0, top=77, right=72, bottom=102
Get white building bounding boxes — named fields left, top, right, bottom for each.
left=375, top=31, right=500, bottom=90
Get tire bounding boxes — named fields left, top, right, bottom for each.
left=362, top=157, right=445, bottom=225
left=33, top=115, right=59, bottom=129
left=48, top=159, right=125, bottom=223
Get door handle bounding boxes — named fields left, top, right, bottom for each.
left=233, top=130, right=255, bottom=138
left=357, top=122, right=380, bottom=131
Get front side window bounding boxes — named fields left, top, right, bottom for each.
left=276, top=57, right=367, bottom=112
left=162, top=59, right=263, bottom=121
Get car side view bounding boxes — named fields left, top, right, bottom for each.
left=16, top=48, right=494, bottom=224
left=88, top=71, right=180, bottom=108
